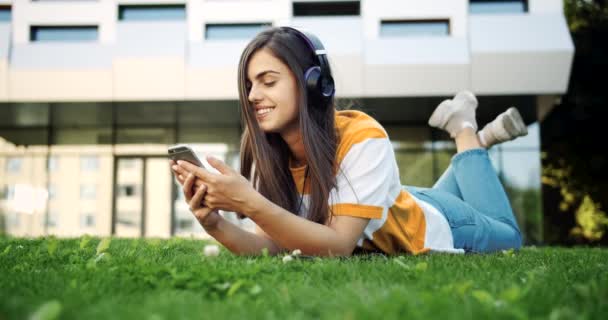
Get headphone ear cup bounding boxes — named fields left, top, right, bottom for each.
left=304, top=66, right=322, bottom=102
left=321, top=75, right=335, bottom=99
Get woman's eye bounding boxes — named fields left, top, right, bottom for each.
left=264, top=81, right=276, bottom=87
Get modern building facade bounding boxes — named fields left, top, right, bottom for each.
left=0, top=0, right=574, bottom=244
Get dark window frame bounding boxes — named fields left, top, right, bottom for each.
left=293, top=1, right=360, bottom=17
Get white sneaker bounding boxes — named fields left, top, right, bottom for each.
left=479, top=107, right=528, bottom=148
left=428, top=90, right=478, bottom=138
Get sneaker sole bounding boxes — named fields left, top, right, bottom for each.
left=502, top=107, right=528, bottom=138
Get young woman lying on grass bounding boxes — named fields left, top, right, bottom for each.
left=169, top=27, right=528, bottom=256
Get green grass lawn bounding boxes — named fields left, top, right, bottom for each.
left=1, top=236, right=606, bottom=320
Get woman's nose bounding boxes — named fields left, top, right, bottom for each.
left=248, top=85, right=262, bottom=103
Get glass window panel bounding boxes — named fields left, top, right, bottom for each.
left=119, top=5, right=186, bottom=21
left=115, top=102, right=176, bottom=126
left=395, top=151, right=434, bottom=188
left=0, top=103, right=50, bottom=126
left=115, top=158, right=143, bottom=237
left=52, top=103, right=112, bottom=127
left=44, top=210, right=58, bottom=228
left=501, top=122, right=540, bottom=149
left=30, top=26, right=99, bottom=42
left=6, top=157, right=22, bottom=173
left=385, top=126, right=432, bottom=149
left=116, top=211, right=140, bottom=227
left=80, top=184, right=96, bottom=199
left=53, top=128, right=112, bottom=145
left=470, top=1, right=527, bottom=14
left=4, top=184, right=15, bottom=200
left=0, top=7, right=11, bottom=22
left=8, top=212, right=19, bottom=227
left=47, top=156, right=59, bottom=172
left=500, top=149, right=542, bottom=244
left=205, top=23, right=272, bottom=40
left=0, top=129, right=49, bottom=146
left=381, top=20, right=449, bottom=37
left=293, top=1, right=360, bottom=16
left=80, top=156, right=99, bottom=172
left=118, top=184, right=138, bottom=197
left=116, top=128, right=175, bottom=144
left=48, top=184, right=57, bottom=200
left=177, top=127, right=240, bottom=146
left=80, top=212, right=95, bottom=228
left=178, top=101, right=240, bottom=126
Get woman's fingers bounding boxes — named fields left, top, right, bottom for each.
left=183, top=173, right=195, bottom=201
left=189, top=183, right=207, bottom=211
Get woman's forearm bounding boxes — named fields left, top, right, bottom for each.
left=204, top=213, right=283, bottom=256
left=248, top=198, right=352, bottom=257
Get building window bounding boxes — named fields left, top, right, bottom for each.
left=6, top=157, right=23, bottom=173
left=80, top=184, right=96, bottom=200
left=80, top=156, right=99, bottom=172
left=3, top=185, right=15, bottom=200
left=0, top=6, right=10, bottom=22
left=118, top=184, right=138, bottom=197
left=469, top=0, right=528, bottom=14
left=380, top=20, right=450, bottom=37
left=47, top=156, right=59, bottom=172
left=45, top=211, right=58, bottom=228
left=48, top=184, right=57, bottom=200
left=30, top=26, right=99, bottom=42
left=205, top=23, right=272, bottom=40
left=8, top=212, right=19, bottom=227
left=117, top=211, right=139, bottom=226
left=293, top=1, right=360, bottom=17
left=118, top=4, right=186, bottom=21
left=119, top=159, right=137, bottom=170
left=80, top=212, right=95, bottom=228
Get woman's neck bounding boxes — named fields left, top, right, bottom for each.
left=281, top=127, right=306, bottom=167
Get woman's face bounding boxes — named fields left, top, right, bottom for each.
left=246, top=48, right=300, bottom=135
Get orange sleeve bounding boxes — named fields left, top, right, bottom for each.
left=331, top=203, right=383, bottom=219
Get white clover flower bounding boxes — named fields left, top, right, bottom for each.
left=282, top=255, right=294, bottom=263
left=292, top=249, right=302, bottom=256
left=203, top=244, right=220, bottom=257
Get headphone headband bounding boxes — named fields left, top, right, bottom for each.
left=279, top=26, right=335, bottom=103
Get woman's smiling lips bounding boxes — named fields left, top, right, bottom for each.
left=255, top=106, right=275, bottom=119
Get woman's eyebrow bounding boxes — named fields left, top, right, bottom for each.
left=251, top=70, right=280, bottom=81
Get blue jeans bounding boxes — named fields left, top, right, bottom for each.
left=405, top=148, right=522, bottom=253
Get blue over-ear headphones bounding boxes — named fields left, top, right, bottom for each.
left=280, top=26, right=336, bottom=106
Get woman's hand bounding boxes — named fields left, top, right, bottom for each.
left=170, top=159, right=204, bottom=188
left=176, top=156, right=263, bottom=217
left=169, top=160, right=220, bottom=230
left=182, top=171, right=221, bottom=230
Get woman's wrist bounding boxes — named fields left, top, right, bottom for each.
left=201, top=210, right=222, bottom=231
left=246, top=192, right=274, bottom=221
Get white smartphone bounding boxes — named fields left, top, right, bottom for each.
left=168, top=144, right=220, bottom=174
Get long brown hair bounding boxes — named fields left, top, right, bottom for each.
left=237, top=27, right=337, bottom=225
